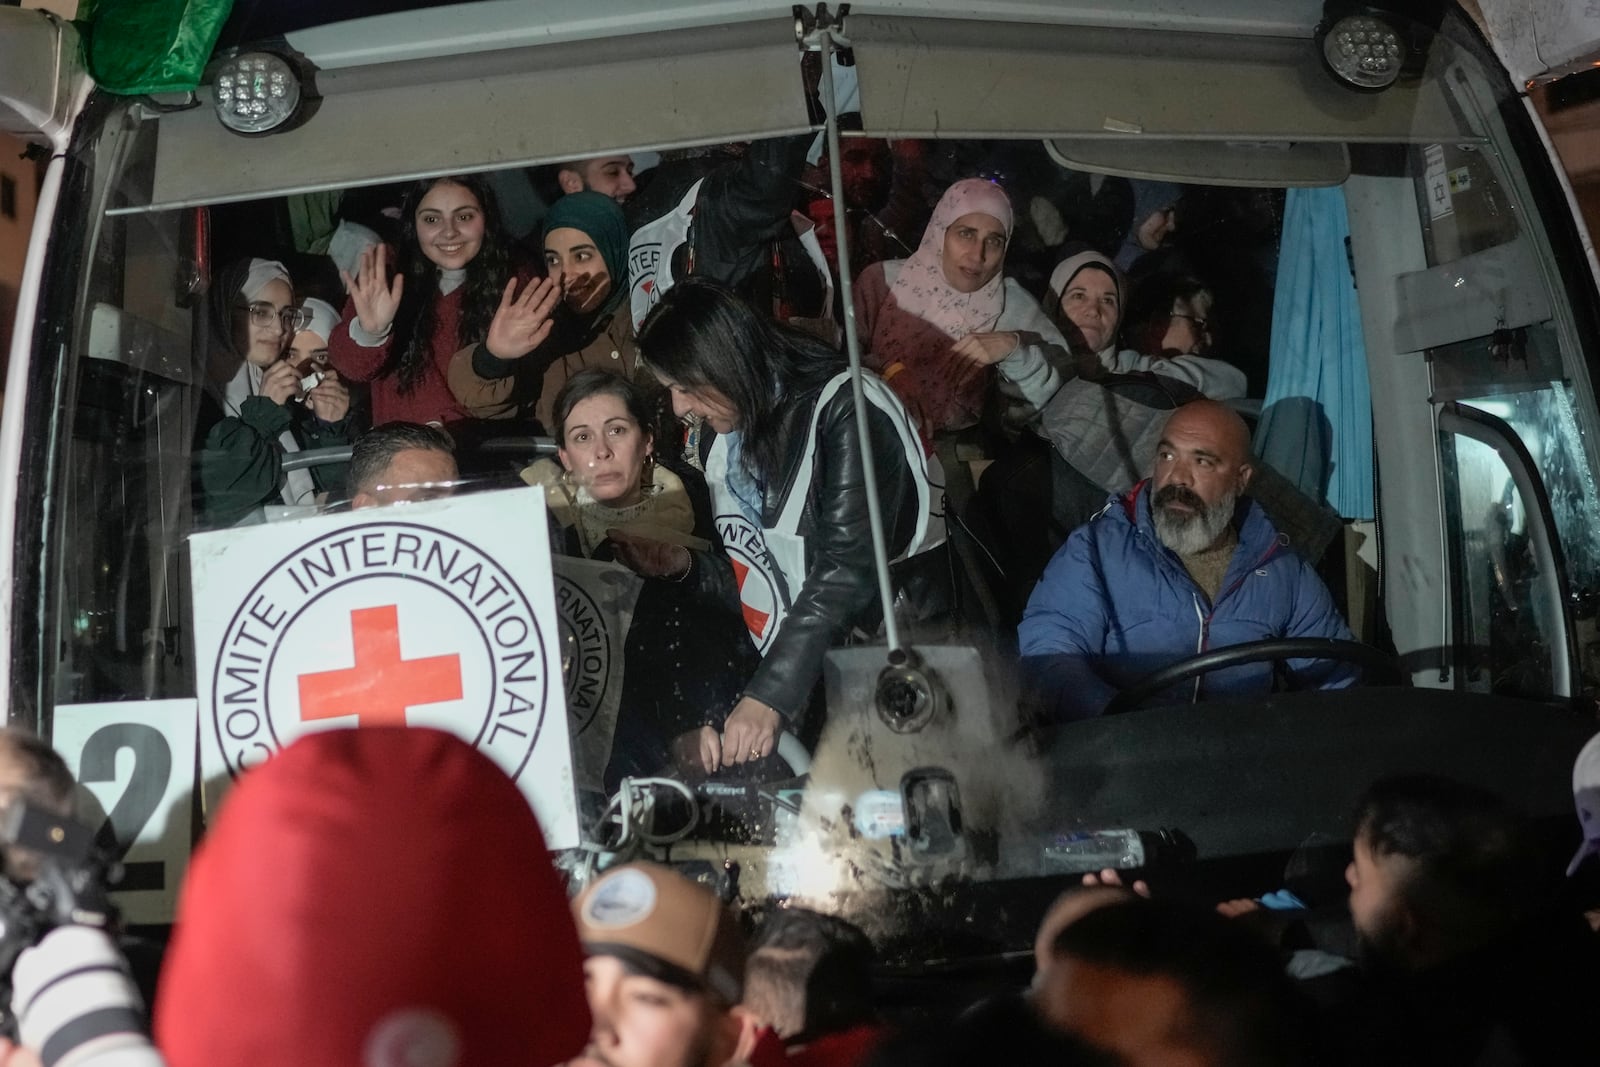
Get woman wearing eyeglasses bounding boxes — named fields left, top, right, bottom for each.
left=196, top=259, right=352, bottom=527
left=1112, top=270, right=1245, bottom=399
left=980, top=250, right=1244, bottom=408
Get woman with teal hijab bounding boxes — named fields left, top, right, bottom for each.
left=447, top=191, right=638, bottom=432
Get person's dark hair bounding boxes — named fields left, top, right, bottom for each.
left=866, top=997, right=1114, bottom=1067
left=389, top=174, right=512, bottom=395
left=744, top=908, right=875, bottom=1041
left=551, top=370, right=658, bottom=447
left=637, top=277, right=843, bottom=483
left=1122, top=272, right=1213, bottom=356
left=349, top=422, right=455, bottom=495
left=1355, top=774, right=1535, bottom=948
left=0, top=727, right=76, bottom=813
left=1051, top=896, right=1322, bottom=1067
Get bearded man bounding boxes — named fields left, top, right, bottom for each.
left=1019, top=399, right=1357, bottom=719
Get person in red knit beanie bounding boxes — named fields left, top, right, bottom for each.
left=153, top=727, right=590, bottom=1067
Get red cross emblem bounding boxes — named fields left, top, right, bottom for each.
left=298, top=605, right=464, bottom=727
left=729, top=558, right=772, bottom=638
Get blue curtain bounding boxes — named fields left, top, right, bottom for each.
left=1254, top=186, right=1374, bottom=520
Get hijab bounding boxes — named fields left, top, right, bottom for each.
left=1048, top=248, right=1125, bottom=360
left=1115, top=180, right=1181, bottom=270
left=544, top=190, right=630, bottom=327
left=868, top=178, right=1015, bottom=436
left=212, top=258, right=316, bottom=509
left=297, top=296, right=341, bottom=345
left=208, top=257, right=291, bottom=366
left=885, top=177, right=1015, bottom=341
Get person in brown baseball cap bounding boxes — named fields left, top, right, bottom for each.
left=572, top=862, right=773, bottom=1067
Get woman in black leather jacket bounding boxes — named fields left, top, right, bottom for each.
left=637, top=278, right=943, bottom=767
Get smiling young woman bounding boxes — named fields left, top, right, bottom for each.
left=328, top=174, right=535, bottom=428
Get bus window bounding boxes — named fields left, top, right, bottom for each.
left=1440, top=410, right=1571, bottom=697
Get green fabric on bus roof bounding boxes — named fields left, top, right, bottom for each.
left=79, top=0, right=235, bottom=95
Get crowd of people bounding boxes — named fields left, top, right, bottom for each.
left=0, top=724, right=1596, bottom=1066
left=192, top=130, right=1367, bottom=779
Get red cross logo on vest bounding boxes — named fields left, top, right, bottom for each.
left=298, top=605, right=464, bottom=727
left=728, top=558, right=772, bottom=639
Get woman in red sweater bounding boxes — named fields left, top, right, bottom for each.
left=330, top=174, right=544, bottom=429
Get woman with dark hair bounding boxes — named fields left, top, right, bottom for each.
left=329, top=174, right=539, bottom=428
left=196, top=258, right=352, bottom=527
left=446, top=190, right=636, bottom=433
left=1108, top=271, right=1243, bottom=399
left=638, top=278, right=944, bottom=763
left=521, top=369, right=757, bottom=783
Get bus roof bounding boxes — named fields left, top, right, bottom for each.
left=255, top=0, right=1331, bottom=71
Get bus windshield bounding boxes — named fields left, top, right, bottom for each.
left=13, top=0, right=1600, bottom=952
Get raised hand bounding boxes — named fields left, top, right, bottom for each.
left=304, top=367, right=351, bottom=423
left=339, top=244, right=404, bottom=337
left=484, top=276, right=561, bottom=360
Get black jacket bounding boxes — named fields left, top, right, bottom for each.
left=702, top=379, right=940, bottom=734
left=550, top=461, right=761, bottom=788
left=628, top=136, right=813, bottom=300
left=194, top=389, right=351, bottom=528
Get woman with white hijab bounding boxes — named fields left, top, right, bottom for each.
left=196, top=259, right=352, bottom=526
left=982, top=248, right=1244, bottom=407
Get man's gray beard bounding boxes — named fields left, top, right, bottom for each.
left=1153, top=485, right=1238, bottom=555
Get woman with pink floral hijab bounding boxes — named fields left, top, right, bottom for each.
left=853, top=177, right=1069, bottom=445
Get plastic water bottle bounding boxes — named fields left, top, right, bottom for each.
left=1042, top=828, right=1146, bottom=873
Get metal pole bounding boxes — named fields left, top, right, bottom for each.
left=809, top=15, right=904, bottom=655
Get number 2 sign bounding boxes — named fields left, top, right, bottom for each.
left=52, top=700, right=197, bottom=924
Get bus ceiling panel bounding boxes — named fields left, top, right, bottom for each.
left=136, top=18, right=809, bottom=213
left=264, top=0, right=1326, bottom=70
left=847, top=14, right=1472, bottom=143
left=1045, top=139, right=1351, bottom=188
left=0, top=8, right=85, bottom=146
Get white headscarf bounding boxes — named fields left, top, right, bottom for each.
left=297, top=297, right=341, bottom=346
left=221, top=259, right=316, bottom=509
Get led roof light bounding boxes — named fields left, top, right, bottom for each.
left=1320, top=14, right=1405, bottom=91
left=214, top=52, right=302, bottom=135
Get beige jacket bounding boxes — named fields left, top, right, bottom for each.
left=446, top=303, right=637, bottom=431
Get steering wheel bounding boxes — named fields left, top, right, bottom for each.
left=774, top=732, right=812, bottom=776
left=1102, top=638, right=1402, bottom=715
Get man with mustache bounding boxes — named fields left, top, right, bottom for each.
left=1019, top=399, right=1357, bottom=719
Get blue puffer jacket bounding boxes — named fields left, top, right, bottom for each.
left=1019, top=481, right=1357, bottom=719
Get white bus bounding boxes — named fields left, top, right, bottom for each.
left=3, top=0, right=1599, bottom=950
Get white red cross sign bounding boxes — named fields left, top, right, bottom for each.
left=188, top=488, right=578, bottom=848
